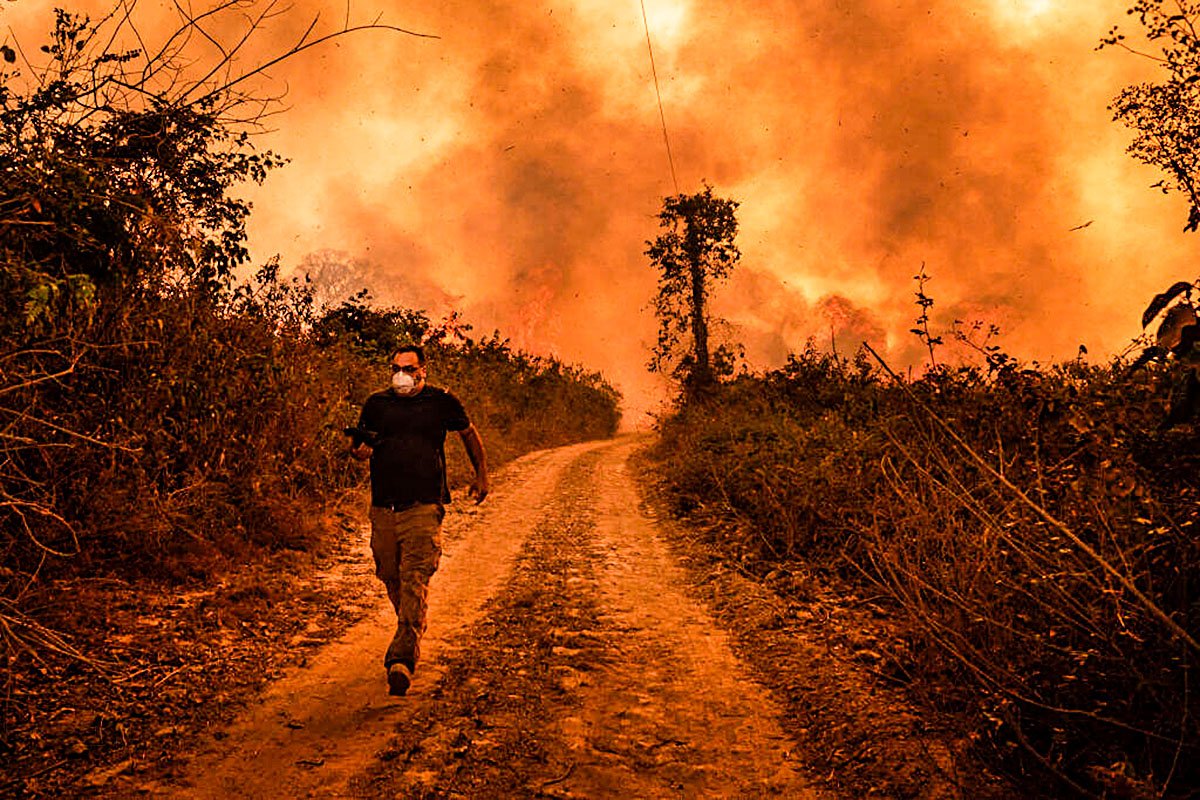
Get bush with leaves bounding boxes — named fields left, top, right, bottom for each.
left=315, top=299, right=622, bottom=476
left=1, top=6, right=282, bottom=573
left=653, top=327, right=1200, bottom=796
left=1103, top=1, right=1200, bottom=232
left=0, top=4, right=619, bottom=588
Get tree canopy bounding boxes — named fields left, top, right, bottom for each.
left=1103, top=1, right=1200, bottom=232
left=645, top=184, right=741, bottom=396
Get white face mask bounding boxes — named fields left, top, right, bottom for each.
left=391, top=370, right=420, bottom=395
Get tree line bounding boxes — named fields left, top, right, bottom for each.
left=0, top=4, right=618, bottom=597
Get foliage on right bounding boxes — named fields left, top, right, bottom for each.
left=1104, top=0, right=1200, bottom=429
left=653, top=322, right=1199, bottom=797
left=646, top=3, right=1200, bottom=796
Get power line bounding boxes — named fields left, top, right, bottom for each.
left=639, top=0, right=679, bottom=195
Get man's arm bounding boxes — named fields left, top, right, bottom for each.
left=458, top=424, right=489, bottom=503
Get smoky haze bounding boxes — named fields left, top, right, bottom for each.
left=4, top=0, right=1196, bottom=421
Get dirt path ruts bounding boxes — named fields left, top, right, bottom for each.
left=550, top=438, right=813, bottom=797
left=170, top=441, right=606, bottom=799
left=165, top=436, right=819, bottom=798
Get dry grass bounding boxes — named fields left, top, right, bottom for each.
left=653, top=344, right=1199, bottom=798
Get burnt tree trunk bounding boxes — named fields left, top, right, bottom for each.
left=688, top=251, right=712, bottom=389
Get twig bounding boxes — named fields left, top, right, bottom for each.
left=1002, top=704, right=1095, bottom=798
left=151, top=663, right=196, bottom=688
left=16, top=413, right=138, bottom=453
left=0, top=356, right=82, bottom=396
left=0, top=606, right=115, bottom=674
left=1160, top=645, right=1190, bottom=795
left=186, top=17, right=439, bottom=109
left=0, top=758, right=70, bottom=793
left=540, top=761, right=575, bottom=788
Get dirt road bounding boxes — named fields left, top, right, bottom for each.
left=164, top=436, right=820, bottom=798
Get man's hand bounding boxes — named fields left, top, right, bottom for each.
left=468, top=474, right=489, bottom=504
left=345, top=426, right=377, bottom=460
left=458, top=424, right=488, bottom=504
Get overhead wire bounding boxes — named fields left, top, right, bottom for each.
left=639, top=0, right=680, bottom=195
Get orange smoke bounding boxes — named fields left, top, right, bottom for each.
left=3, top=0, right=1193, bottom=421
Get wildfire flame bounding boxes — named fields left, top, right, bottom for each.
left=2, top=0, right=1192, bottom=420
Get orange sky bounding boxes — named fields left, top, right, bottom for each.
left=4, top=0, right=1195, bottom=422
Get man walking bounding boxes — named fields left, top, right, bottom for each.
left=348, top=344, right=488, bottom=696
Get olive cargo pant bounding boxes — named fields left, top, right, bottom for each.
left=369, top=503, right=444, bottom=671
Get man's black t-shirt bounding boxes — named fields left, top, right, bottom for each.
left=357, top=385, right=470, bottom=508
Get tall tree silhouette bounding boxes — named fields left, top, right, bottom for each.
left=646, top=185, right=741, bottom=396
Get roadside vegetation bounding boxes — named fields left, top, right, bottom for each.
left=0, top=5, right=618, bottom=793
left=644, top=2, right=1200, bottom=794
left=0, top=0, right=619, bottom=598
left=652, top=314, right=1198, bottom=797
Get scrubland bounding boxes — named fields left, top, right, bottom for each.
left=653, top=341, right=1199, bottom=798
left=0, top=9, right=623, bottom=788
left=1, top=274, right=620, bottom=588
left=0, top=268, right=621, bottom=791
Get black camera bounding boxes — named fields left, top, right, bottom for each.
left=343, top=426, right=379, bottom=448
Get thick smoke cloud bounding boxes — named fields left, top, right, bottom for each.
left=4, top=0, right=1195, bottom=421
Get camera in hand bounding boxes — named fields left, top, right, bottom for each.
left=343, top=426, right=379, bottom=448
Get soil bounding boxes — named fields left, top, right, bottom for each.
left=4, top=435, right=1016, bottom=798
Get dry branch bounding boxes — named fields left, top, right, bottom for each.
left=861, top=341, right=1200, bottom=655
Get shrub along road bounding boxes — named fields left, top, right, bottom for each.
left=124, top=437, right=999, bottom=799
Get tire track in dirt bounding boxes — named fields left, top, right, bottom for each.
left=562, top=436, right=816, bottom=798
left=358, top=436, right=819, bottom=799
left=164, top=439, right=612, bottom=799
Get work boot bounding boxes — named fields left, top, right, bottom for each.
left=387, top=663, right=412, bottom=696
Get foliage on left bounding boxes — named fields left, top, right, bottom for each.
left=2, top=5, right=288, bottom=574
left=0, top=5, right=619, bottom=590
left=0, top=6, right=620, bottom=791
